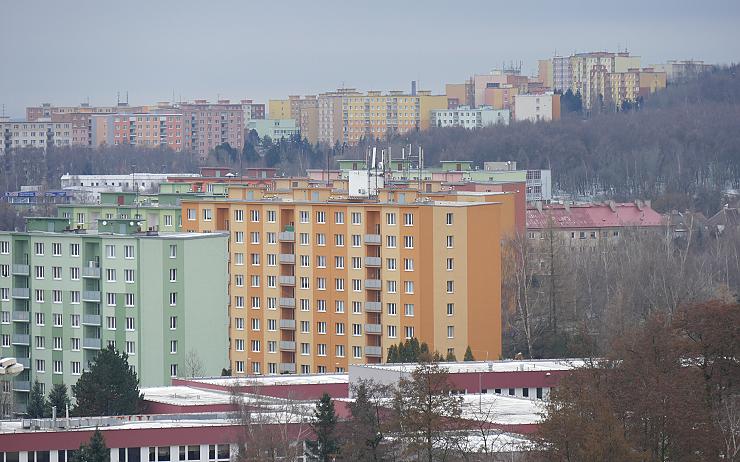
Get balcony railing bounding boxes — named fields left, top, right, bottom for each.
left=279, top=319, right=296, bottom=330
left=16, top=357, right=30, bottom=368
left=364, top=279, right=382, bottom=290
left=279, top=297, right=296, bottom=308
left=279, top=254, right=295, bottom=264
left=12, top=334, right=30, bottom=345
left=82, top=267, right=101, bottom=278
left=278, top=276, right=295, bottom=286
left=82, top=314, right=101, bottom=326
left=11, top=310, right=30, bottom=322
left=11, top=288, right=30, bottom=299
left=279, top=363, right=296, bottom=374
left=83, top=338, right=102, bottom=350
left=364, top=234, right=381, bottom=245
left=11, top=264, right=29, bottom=276
left=82, top=291, right=101, bottom=302
left=12, top=381, right=31, bottom=392
left=365, top=301, right=382, bottom=313
left=364, top=256, right=381, bottom=267
left=365, top=346, right=382, bottom=357
left=278, top=232, right=295, bottom=242
left=279, top=341, right=296, bottom=351
left=364, top=323, right=382, bottom=334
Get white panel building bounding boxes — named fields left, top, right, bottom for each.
left=431, top=106, right=510, bottom=129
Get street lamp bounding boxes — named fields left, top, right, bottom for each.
left=0, top=357, right=23, bottom=378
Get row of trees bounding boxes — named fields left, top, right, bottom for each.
left=502, top=224, right=740, bottom=359
left=24, top=345, right=144, bottom=418
left=386, top=338, right=475, bottom=363
left=536, top=300, right=740, bottom=461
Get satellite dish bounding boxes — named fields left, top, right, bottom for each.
left=102, top=220, right=108, bottom=226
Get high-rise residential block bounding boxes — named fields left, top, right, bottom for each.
left=172, top=100, right=245, bottom=159
left=90, top=113, right=184, bottom=150
left=180, top=185, right=504, bottom=376
left=0, top=218, right=229, bottom=413
left=0, top=120, right=74, bottom=154
left=514, top=93, right=561, bottom=122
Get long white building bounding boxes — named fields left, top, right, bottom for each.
left=1, top=120, right=74, bottom=154
left=431, top=106, right=510, bottom=129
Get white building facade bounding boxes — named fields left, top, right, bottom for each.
left=514, top=94, right=559, bottom=123
left=431, top=106, right=510, bottom=129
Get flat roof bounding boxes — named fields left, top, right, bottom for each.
left=187, top=373, right=349, bottom=387
left=355, top=359, right=586, bottom=374
left=6, top=230, right=226, bottom=240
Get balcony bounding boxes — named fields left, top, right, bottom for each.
left=365, top=301, right=382, bottom=313
left=82, top=314, right=101, bottom=326
left=16, top=357, right=30, bottom=369
left=11, top=310, right=30, bottom=322
left=278, top=275, right=295, bottom=286
left=82, top=291, right=101, bottom=302
left=83, top=338, right=102, bottom=350
left=364, top=234, right=381, bottom=245
left=279, top=254, right=295, bottom=264
left=278, top=232, right=295, bottom=242
left=82, top=267, right=101, bottom=278
left=364, top=279, right=382, bottom=290
left=279, top=341, right=296, bottom=351
left=364, top=323, right=382, bottom=334
left=12, top=381, right=31, bottom=392
left=279, top=363, right=296, bottom=374
left=364, top=256, right=381, bottom=267
left=11, top=264, right=29, bottom=276
left=279, top=319, right=296, bottom=330
left=365, top=346, right=382, bottom=357
left=11, top=288, right=30, bottom=299
left=279, top=297, right=296, bottom=308
left=12, top=334, right=30, bottom=345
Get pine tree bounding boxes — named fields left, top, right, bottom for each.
left=73, top=428, right=109, bottom=462
left=463, top=346, right=475, bottom=361
left=343, top=382, right=385, bottom=461
left=27, top=380, right=48, bottom=418
left=387, top=344, right=398, bottom=363
left=72, top=345, right=143, bottom=416
left=445, top=351, right=457, bottom=362
left=46, top=383, right=71, bottom=418
left=306, top=393, right=340, bottom=461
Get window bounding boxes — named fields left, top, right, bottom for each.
left=335, top=278, right=344, bottom=291
left=251, top=253, right=261, bottom=265
left=386, top=235, right=397, bottom=248
left=335, top=300, right=345, bottom=313
left=71, top=361, right=81, bottom=375
left=446, top=258, right=454, bottom=270
left=235, top=361, right=245, bottom=373
left=335, top=234, right=344, bottom=246
left=299, top=233, right=309, bottom=245
left=334, top=256, right=345, bottom=269
left=235, top=296, right=244, bottom=308
left=169, top=269, right=177, bottom=282
left=351, top=234, right=361, bottom=247
left=266, top=253, right=276, bottom=266
left=126, top=317, right=135, bottom=330
left=169, top=316, right=177, bottom=329
left=405, top=326, right=415, bottom=339
left=35, top=312, right=45, bottom=326
left=124, top=292, right=134, bottom=307
left=52, top=242, right=62, bottom=256
left=352, top=279, right=362, bottom=292
left=446, top=280, right=454, bottom=293
left=250, top=209, right=260, bottom=222
left=35, top=265, right=45, bottom=279
left=352, top=346, right=363, bottom=358
left=36, top=359, right=46, bottom=373
left=124, top=245, right=134, bottom=259
left=334, top=211, right=345, bottom=224
left=387, top=302, right=397, bottom=316
left=316, top=211, right=326, bottom=223
left=447, top=303, right=455, bottom=316
left=316, top=255, right=326, bottom=268
left=170, top=364, right=178, bottom=377
left=351, top=212, right=361, bottom=224
left=35, top=289, right=44, bottom=303
left=70, top=314, right=80, bottom=328
left=404, top=280, right=414, bottom=294
left=234, top=252, right=244, bottom=265
left=386, top=212, right=396, bottom=225
left=446, top=235, right=454, bottom=248
left=187, top=208, right=196, bottom=221
left=169, top=292, right=177, bottom=306
left=404, top=258, right=414, bottom=271
left=235, top=317, right=244, bottom=330
left=235, top=231, right=244, bottom=244
left=388, top=325, right=397, bottom=338
left=105, top=245, right=116, bottom=258
left=125, top=269, right=135, bottom=283
left=335, top=344, right=345, bottom=357
left=404, top=235, right=414, bottom=248
left=447, top=326, right=455, bottom=338
left=250, top=232, right=260, bottom=244
left=299, top=210, right=310, bottom=223
left=34, top=242, right=44, bottom=255
left=164, top=215, right=173, bottom=227
left=169, top=245, right=177, bottom=258
left=301, top=343, right=310, bottom=355
left=126, top=341, right=136, bottom=355
left=35, top=336, right=45, bottom=349
left=203, top=208, right=212, bottom=221
left=251, top=318, right=260, bottom=331
left=300, top=277, right=310, bottom=289
left=352, top=323, right=362, bottom=336
left=0, top=241, right=8, bottom=254
left=69, top=243, right=80, bottom=257
left=335, top=322, right=345, bottom=335
left=404, top=303, right=415, bottom=317
left=70, top=267, right=79, bottom=280
left=267, top=210, right=276, bottom=222
left=403, top=213, right=414, bottom=226
left=106, top=268, right=116, bottom=282
left=446, top=212, right=454, bottom=225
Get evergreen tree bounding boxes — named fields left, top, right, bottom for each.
left=419, top=342, right=431, bottom=361
left=72, top=345, right=143, bottom=416
left=46, top=383, right=71, bottom=418
left=73, top=428, right=109, bottom=462
left=397, top=341, right=408, bottom=362
left=408, top=338, right=421, bottom=361
left=26, top=380, right=47, bottom=418
left=463, top=346, right=475, bottom=361
left=306, top=393, right=340, bottom=462
left=343, top=382, right=385, bottom=461
left=387, top=344, right=398, bottom=363
left=445, top=351, right=457, bottom=362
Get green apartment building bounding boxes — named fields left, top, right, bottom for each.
left=0, top=218, right=229, bottom=414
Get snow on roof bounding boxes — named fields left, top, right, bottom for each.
left=526, top=202, right=664, bottom=229
left=188, top=373, right=349, bottom=387
left=357, top=359, right=585, bottom=374
left=141, top=386, right=232, bottom=406
left=460, top=394, right=543, bottom=425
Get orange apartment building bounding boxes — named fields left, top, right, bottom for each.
left=181, top=185, right=505, bottom=375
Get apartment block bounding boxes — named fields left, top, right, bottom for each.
left=514, top=93, right=561, bottom=122
left=90, top=113, right=184, bottom=150
left=247, top=119, right=300, bottom=140
left=538, top=59, right=554, bottom=89
left=179, top=100, right=245, bottom=159
left=0, top=218, right=229, bottom=413
left=180, top=185, right=503, bottom=375
left=240, top=99, right=266, bottom=124
left=431, top=106, right=510, bottom=129
left=552, top=56, right=572, bottom=93
left=0, top=120, right=74, bottom=154
left=568, top=51, right=641, bottom=109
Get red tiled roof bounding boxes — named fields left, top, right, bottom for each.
left=526, top=202, right=664, bottom=230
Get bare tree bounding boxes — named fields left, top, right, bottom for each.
left=182, top=349, right=204, bottom=378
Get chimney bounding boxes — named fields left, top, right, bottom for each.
left=411, top=81, right=417, bottom=96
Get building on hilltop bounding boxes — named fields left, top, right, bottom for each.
left=0, top=218, right=229, bottom=413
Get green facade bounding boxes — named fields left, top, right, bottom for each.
left=0, top=221, right=229, bottom=414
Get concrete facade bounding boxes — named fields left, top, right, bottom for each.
left=431, top=106, right=510, bottom=129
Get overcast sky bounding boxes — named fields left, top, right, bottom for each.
left=1, top=0, right=738, bottom=117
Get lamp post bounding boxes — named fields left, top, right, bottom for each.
left=470, top=349, right=489, bottom=412
left=0, top=357, right=24, bottom=422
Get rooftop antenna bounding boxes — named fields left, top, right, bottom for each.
left=117, top=92, right=120, bottom=105
left=126, top=91, right=129, bottom=104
